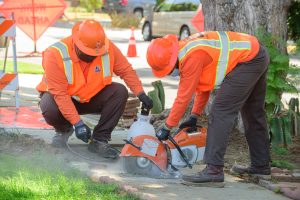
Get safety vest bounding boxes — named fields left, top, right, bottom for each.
left=178, top=31, right=259, bottom=91
left=37, top=37, right=113, bottom=103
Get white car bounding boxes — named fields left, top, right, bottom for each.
left=141, top=0, right=202, bottom=41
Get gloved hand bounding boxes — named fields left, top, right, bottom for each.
left=179, top=115, right=198, bottom=133
left=74, top=120, right=91, bottom=143
left=156, top=124, right=171, bottom=141
left=138, top=92, right=153, bottom=109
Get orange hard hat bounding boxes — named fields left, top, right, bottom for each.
left=72, top=20, right=108, bottom=56
left=146, top=34, right=179, bottom=78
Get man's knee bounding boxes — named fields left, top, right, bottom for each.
left=113, top=83, right=129, bottom=102
left=39, top=93, right=63, bottom=123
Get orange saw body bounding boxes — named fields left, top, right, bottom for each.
left=121, top=126, right=207, bottom=178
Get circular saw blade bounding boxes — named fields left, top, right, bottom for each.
left=122, top=156, right=165, bottom=178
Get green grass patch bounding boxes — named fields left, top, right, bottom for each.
left=271, top=159, right=296, bottom=170
left=272, top=147, right=289, bottom=155
left=0, top=60, right=43, bottom=74
left=0, top=154, right=138, bottom=200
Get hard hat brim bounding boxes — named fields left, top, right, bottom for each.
left=72, top=22, right=108, bottom=56
left=151, top=37, right=179, bottom=78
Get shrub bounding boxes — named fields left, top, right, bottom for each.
left=256, top=28, right=300, bottom=116
left=110, top=12, right=140, bottom=28
left=79, top=0, right=102, bottom=13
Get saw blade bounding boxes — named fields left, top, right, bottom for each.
left=122, top=157, right=166, bottom=178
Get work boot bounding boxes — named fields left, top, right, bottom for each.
left=88, top=139, right=120, bottom=160
left=230, top=164, right=271, bottom=179
left=51, top=127, right=74, bottom=148
left=182, top=164, right=225, bottom=187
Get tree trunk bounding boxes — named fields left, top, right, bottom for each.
left=202, top=0, right=291, bottom=53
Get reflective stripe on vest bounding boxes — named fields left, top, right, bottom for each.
left=178, top=32, right=251, bottom=88
left=51, top=42, right=73, bottom=84
left=101, top=53, right=111, bottom=77
left=216, top=32, right=229, bottom=87
left=52, top=43, right=112, bottom=83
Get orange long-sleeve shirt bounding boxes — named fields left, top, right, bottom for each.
left=41, top=40, right=144, bottom=125
left=166, top=50, right=212, bottom=127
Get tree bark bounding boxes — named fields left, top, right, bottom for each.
left=202, top=0, right=291, bottom=53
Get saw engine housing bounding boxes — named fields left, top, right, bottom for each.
left=120, top=127, right=207, bottom=177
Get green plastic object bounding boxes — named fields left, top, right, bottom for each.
left=147, top=80, right=165, bottom=114
left=148, top=90, right=162, bottom=114
left=288, top=98, right=300, bottom=137
left=269, top=104, right=293, bottom=148
left=152, top=80, right=165, bottom=110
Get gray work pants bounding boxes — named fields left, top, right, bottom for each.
left=39, top=82, right=128, bottom=141
left=204, top=45, right=271, bottom=167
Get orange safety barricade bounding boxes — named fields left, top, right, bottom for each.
left=0, top=17, right=19, bottom=107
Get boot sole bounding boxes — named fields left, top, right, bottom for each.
left=229, top=168, right=271, bottom=180
left=181, top=180, right=225, bottom=188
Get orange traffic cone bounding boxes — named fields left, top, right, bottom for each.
left=127, top=27, right=137, bottom=57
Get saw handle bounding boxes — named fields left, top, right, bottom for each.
left=168, top=135, right=192, bottom=169
left=123, top=139, right=141, bottom=150
left=141, top=103, right=150, bottom=116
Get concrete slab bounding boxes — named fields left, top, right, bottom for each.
left=83, top=161, right=290, bottom=200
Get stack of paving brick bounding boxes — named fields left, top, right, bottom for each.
left=119, top=93, right=140, bottom=128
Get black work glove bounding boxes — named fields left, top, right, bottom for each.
left=156, top=124, right=171, bottom=141
left=138, top=92, right=153, bottom=109
left=179, top=115, right=198, bottom=133
left=74, top=120, right=91, bottom=143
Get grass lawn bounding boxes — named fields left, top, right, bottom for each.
left=0, top=60, right=44, bottom=74
left=0, top=154, right=138, bottom=200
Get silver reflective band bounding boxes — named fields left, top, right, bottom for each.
left=52, top=42, right=73, bottom=84
left=215, top=32, right=229, bottom=87
left=230, top=41, right=251, bottom=50
left=101, top=53, right=111, bottom=77
left=178, top=39, right=221, bottom=61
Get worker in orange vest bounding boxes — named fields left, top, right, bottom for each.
left=147, top=32, right=270, bottom=186
left=37, top=20, right=153, bottom=160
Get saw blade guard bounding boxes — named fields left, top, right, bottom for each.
left=120, top=135, right=168, bottom=172
left=167, top=127, right=207, bottom=167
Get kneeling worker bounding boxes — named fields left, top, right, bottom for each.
left=37, top=20, right=153, bottom=160
left=146, top=32, right=270, bottom=186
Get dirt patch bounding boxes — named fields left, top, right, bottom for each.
left=0, top=129, right=89, bottom=170
left=0, top=130, right=61, bottom=155
left=224, top=130, right=250, bottom=170
left=273, top=137, right=300, bottom=168
left=225, top=129, right=300, bottom=170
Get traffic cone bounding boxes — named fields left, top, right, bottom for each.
left=127, top=27, right=137, bottom=57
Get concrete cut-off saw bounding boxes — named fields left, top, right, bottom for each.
left=120, top=105, right=207, bottom=178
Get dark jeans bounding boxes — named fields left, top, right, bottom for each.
left=39, top=82, right=128, bottom=141
left=204, top=45, right=271, bottom=167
